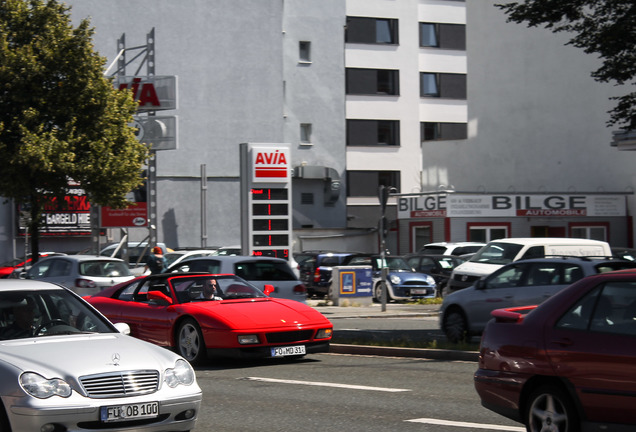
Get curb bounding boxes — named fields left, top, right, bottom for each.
left=329, top=343, right=479, bottom=362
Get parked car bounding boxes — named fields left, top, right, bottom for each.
left=87, top=273, right=333, bottom=365
left=446, top=237, right=612, bottom=294
left=166, top=256, right=307, bottom=302
left=163, top=249, right=219, bottom=269
left=475, top=269, right=636, bottom=431
left=419, top=242, right=486, bottom=256
left=441, top=256, right=636, bottom=342
left=298, top=252, right=363, bottom=297
left=23, top=255, right=135, bottom=296
left=342, top=255, right=437, bottom=301
left=211, top=245, right=242, bottom=256
left=0, top=279, right=202, bottom=431
left=0, top=252, right=66, bottom=279
left=100, top=241, right=170, bottom=274
left=403, top=254, right=465, bottom=293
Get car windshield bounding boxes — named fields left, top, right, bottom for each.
left=374, top=257, right=413, bottom=271
left=79, top=260, right=132, bottom=277
left=234, top=261, right=297, bottom=281
left=470, top=242, right=523, bottom=265
left=0, top=289, right=115, bottom=340
left=169, top=275, right=267, bottom=302
left=163, top=252, right=185, bottom=267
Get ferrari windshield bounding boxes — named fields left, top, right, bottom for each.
left=0, top=289, right=115, bottom=340
left=170, top=275, right=268, bottom=303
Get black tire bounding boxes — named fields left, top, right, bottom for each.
left=525, top=385, right=579, bottom=432
left=443, top=308, right=469, bottom=343
left=0, top=401, right=11, bottom=432
left=176, top=318, right=206, bottom=365
left=373, top=283, right=391, bottom=303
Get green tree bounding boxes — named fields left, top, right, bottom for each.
left=0, top=0, right=148, bottom=261
left=496, top=0, right=636, bottom=130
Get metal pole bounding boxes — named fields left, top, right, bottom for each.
left=201, top=164, right=207, bottom=247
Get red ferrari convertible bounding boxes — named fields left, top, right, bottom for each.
left=87, top=273, right=333, bottom=364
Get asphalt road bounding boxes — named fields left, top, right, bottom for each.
left=191, top=353, right=523, bottom=432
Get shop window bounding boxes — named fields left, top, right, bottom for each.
left=468, top=224, right=509, bottom=242
left=420, top=22, right=466, bottom=50
left=348, top=119, right=400, bottom=146
left=420, top=72, right=466, bottom=99
left=570, top=223, right=609, bottom=242
left=421, top=122, right=467, bottom=141
left=346, top=171, right=400, bottom=197
left=346, top=17, right=399, bottom=45
left=346, top=68, right=399, bottom=95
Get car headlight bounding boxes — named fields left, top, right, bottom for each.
left=20, top=372, right=72, bottom=398
left=164, top=359, right=195, bottom=388
left=426, top=275, right=436, bottom=285
left=316, top=328, right=333, bottom=339
left=238, top=334, right=260, bottom=345
left=390, top=275, right=401, bottom=285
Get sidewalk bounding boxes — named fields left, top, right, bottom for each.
left=307, top=300, right=479, bottom=362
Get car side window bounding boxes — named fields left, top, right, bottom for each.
left=485, top=263, right=527, bottom=289
left=521, top=246, right=545, bottom=260
left=415, top=257, right=435, bottom=274
left=47, top=260, right=72, bottom=277
left=557, top=282, right=636, bottom=335
left=526, top=263, right=559, bottom=286
left=562, top=264, right=585, bottom=284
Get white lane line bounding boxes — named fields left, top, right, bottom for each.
left=244, top=377, right=411, bottom=392
left=406, top=418, right=525, bottom=431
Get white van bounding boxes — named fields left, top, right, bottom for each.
left=444, top=237, right=612, bottom=295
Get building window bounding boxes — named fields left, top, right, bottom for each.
left=467, top=223, right=510, bottom=242
left=345, top=17, right=399, bottom=45
left=300, top=123, right=312, bottom=144
left=299, top=41, right=311, bottom=62
left=346, top=68, right=399, bottom=95
left=346, top=171, right=400, bottom=197
left=570, top=222, right=609, bottom=241
left=421, top=122, right=467, bottom=141
left=420, top=23, right=466, bottom=50
left=420, top=72, right=466, bottom=99
left=347, top=120, right=400, bottom=146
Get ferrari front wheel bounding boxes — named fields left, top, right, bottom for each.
left=176, top=318, right=206, bottom=365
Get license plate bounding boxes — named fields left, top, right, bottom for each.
left=100, top=401, right=159, bottom=423
left=270, top=345, right=306, bottom=357
left=411, top=289, right=428, bottom=295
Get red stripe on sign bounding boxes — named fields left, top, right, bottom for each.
left=255, top=168, right=287, bottom=178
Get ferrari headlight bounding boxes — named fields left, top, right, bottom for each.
left=390, top=275, right=401, bottom=285
left=316, top=328, right=333, bottom=339
left=20, top=372, right=72, bottom=398
left=238, top=334, right=260, bottom=345
left=165, top=359, right=195, bottom=388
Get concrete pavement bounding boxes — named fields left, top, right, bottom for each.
left=307, top=300, right=480, bottom=362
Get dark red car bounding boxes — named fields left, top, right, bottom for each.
left=475, top=269, right=636, bottom=432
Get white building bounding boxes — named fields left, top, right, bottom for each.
left=1, top=0, right=633, bottom=263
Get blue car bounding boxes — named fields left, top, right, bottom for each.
left=343, top=255, right=437, bottom=302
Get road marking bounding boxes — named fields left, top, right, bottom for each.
left=244, top=377, right=410, bottom=392
left=406, top=418, right=525, bottom=431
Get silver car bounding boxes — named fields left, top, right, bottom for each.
left=24, top=255, right=135, bottom=296
left=0, top=279, right=202, bottom=431
left=166, top=255, right=307, bottom=302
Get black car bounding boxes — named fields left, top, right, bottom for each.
left=404, top=254, right=465, bottom=292
left=298, top=252, right=363, bottom=297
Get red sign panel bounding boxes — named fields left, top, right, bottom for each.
left=101, top=202, right=148, bottom=228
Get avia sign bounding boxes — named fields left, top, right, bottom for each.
left=250, top=145, right=290, bottom=183
left=114, top=76, right=177, bottom=112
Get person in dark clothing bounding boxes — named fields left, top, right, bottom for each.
left=144, top=246, right=166, bottom=274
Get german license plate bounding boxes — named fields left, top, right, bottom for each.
left=100, top=401, right=159, bottom=422
left=270, top=345, right=306, bottom=357
left=411, top=289, right=428, bottom=295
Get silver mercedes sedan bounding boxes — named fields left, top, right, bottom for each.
left=0, top=279, right=202, bottom=432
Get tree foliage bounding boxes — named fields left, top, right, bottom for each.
left=0, top=0, right=148, bottom=257
left=496, top=0, right=636, bottom=130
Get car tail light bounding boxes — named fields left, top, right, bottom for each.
left=293, top=284, right=307, bottom=296
left=75, top=278, right=97, bottom=289
left=313, top=268, right=321, bottom=283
